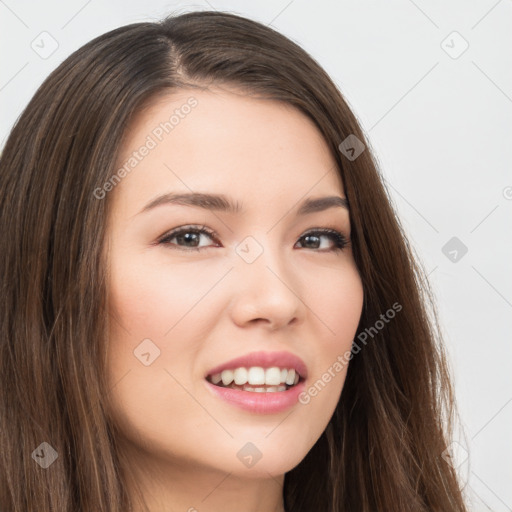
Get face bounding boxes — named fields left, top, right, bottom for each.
left=104, top=86, right=364, bottom=481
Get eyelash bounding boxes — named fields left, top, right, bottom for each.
left=157, top=224, right=349, bottom=253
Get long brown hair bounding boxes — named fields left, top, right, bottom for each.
left=0, top=10, right=468, bottom=511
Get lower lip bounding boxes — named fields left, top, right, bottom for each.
left=204, top=379, right=306, bottom=414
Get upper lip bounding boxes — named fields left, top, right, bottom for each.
left=206, top=350, right=308, bottom=380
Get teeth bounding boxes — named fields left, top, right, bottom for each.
left=212, top=366, right=302, bottom=388
left=247, top=367, right=265, bottom=385
left=221, top=369, right=234, bottom=386
left=233, top=367, right=248, bottom=385
left=285, top=369, right=296, bottom=386
left=265, top=367, right=281, bottom=386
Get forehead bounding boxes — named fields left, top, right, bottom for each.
left=112, top=87, right=344, bottom=214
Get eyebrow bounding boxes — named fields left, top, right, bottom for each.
left=137, top=192, right=349, bottom=216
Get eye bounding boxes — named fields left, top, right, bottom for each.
left=157, top=225, right=219, bottom=252
left=295, top=229, right=349, bottom=253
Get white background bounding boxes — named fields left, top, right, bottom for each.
left=1, top=1, right=511, bottom=510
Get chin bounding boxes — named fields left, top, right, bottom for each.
left=219, top=443, right=309, bottom=479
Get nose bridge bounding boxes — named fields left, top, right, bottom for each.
left=229, top=233, right=303, bottom=328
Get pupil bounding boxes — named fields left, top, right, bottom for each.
left=179, top=232, right=199, bottom=246
left=303, top=235, right=319, bottom=248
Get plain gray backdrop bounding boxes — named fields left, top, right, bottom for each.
left=1, top=1, right=511, bottom=510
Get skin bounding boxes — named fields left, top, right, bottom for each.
left=104, top=85, right=364, bottom=512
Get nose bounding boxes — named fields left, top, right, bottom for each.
left=228, top=239, right=305, bottom=331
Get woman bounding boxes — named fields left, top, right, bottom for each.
left=0, top=10, right=468, bottom=512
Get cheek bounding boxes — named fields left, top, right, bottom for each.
left=105, top=256, right=217, bottom=445
left=105, top=252, right=228, bottom=411
left=108, top=251, right=224, bottom=339
left=309, top=263, right=364, bottom=345
left=299, top=266, right=363, bottom=412
left=332, top=276, right=364, bottom=340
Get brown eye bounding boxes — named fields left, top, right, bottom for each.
left=158, top=225, right=220, bottom=251
left=295, top=229, right=349, bottom=253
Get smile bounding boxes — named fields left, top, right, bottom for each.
left=206, top=366, right=302, bottom=393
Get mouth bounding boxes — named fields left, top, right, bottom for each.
left=204, top=351, right=308, bottom=413
left=206, top=366, right=305, bottom=393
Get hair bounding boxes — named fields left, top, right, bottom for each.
left=0, top=9, right=468, bottom=512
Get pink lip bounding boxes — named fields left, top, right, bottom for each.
left=204, top=379, right=307, bottom=414
left=205, top=350, right=308, bottom=379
